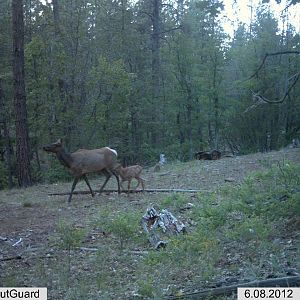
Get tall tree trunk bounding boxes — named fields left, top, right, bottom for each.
left=151, top=0, right=161, bottom=146
left=12, top=0, right=32, bottom=187
left=52, top=0, right=60, bottom=36
left=0, top=79, right=13, bottom=189
left=212, top=51, right=219, bottom=150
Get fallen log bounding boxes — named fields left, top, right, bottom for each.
left=49, top=188, right=205, bottom=196
left=165, top=275, right=300, bottom=299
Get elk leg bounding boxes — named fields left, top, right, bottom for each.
left=83, top=175, right=94, bottom=197
left=112, top=170, right=121, bottom=194
left=99, top=169, right=111, bottom=194
left=68, top=177, right=79, bottom=203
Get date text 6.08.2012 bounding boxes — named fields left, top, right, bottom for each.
left=238, top=287, right=300, bottom=300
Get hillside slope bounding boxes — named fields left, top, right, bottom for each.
left=0, top=148, right=299, bottom=299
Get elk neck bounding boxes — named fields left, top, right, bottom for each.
left=56, top=148, right=73, bottom=169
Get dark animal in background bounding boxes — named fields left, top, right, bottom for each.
left=43, top=139, right=120, bottom=202
left=194, top=150, right=221, bottom=160
left=210, top=149, right=222, bottom=160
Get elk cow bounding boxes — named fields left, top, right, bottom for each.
left=43, top=139, right=120, bottom=202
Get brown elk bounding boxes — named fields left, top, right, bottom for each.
left=114, top=164, right=145, bottom=193
left=43, top=139, right=120, bottom=202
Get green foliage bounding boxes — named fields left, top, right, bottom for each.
left=0, top=161, right=9, bottom=189
left=226, top=216, right=272, bottom=242
left=140, top=143, right=159, bottom=164
left=137, top=278, right=155, bottom=298
left=1, top=0, right=300, bottom=186
left=63, top=284, right=90, bottom=300
left=160, top=193, right=188, bottom=211
left=144, top=159, right=300, bottom=283
left=22, top=201, right=33, bottom=207
left=42, top=157, right=72, bottom=183
left=137, top=162, right=300, bottom=289
left=98, top=211, right=141, bottom=250
left=57, top=222, right=86, bottom=250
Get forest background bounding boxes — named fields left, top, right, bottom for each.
left=0, top=0, right=299, bottom=188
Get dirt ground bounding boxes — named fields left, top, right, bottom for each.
left=0, top=147, right=299, bottom=294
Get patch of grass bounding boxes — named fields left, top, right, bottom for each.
left=1, top=274, right=18, bottom=287
left=57, top=221, right=86, bottom=250
left=160, top=193, right=189, bottom=211
left=226, top=216, right=272, bottom=242
left=137, top=278, right=155, bottom=298
left=95, top=210, right=143, bottom=250
left=54, top=221, right=87, bottom=288
left=22, top=201, right=33, bottom=207
left=63, top=282, right=90, bottom=300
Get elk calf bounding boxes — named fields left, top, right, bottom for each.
left=43, top=139, right=120, bottom=202
left=114, top=164, right=145, bottom=193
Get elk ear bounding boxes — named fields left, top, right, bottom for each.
left=57, top=138, right=62, bottom=145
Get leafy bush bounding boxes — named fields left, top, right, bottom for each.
left=98, top=211, right=142, bottom=250
left=57, top=222, right=86, bottom=250
left=137, top=278, right=155, bottom=298
left=140, top=143, right=160, bottom=164
left=42, top=157, right=72, bottom=183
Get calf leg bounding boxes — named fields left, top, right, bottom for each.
left=133, top=177, right=140, bottom=190
left=133, top=177, right=145, bottom=191
left=127, top=179, right=132, bottom=194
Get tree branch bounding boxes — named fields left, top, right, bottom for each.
left=160, top=26, right=182, bottom=35
left=247, top=51, right=300, bottom=81
left=251, top=72, right=300, bottom=105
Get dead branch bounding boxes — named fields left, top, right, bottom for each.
left=243, top=90, right=267, bottom=113
left=243, top=72, right=300, bottom=113
left=248, top=51, right=300, bottom=80
left=48, top=188, right=205, bottom=196
left=79, top=247, right=99, bottom=252
left=160, top=26, right=182, bottom=35
left=243, top=51, right=300, bottom=108
left=165, top=275, right=300, bottom=299
left=251, top=72, right=300, bottom=104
